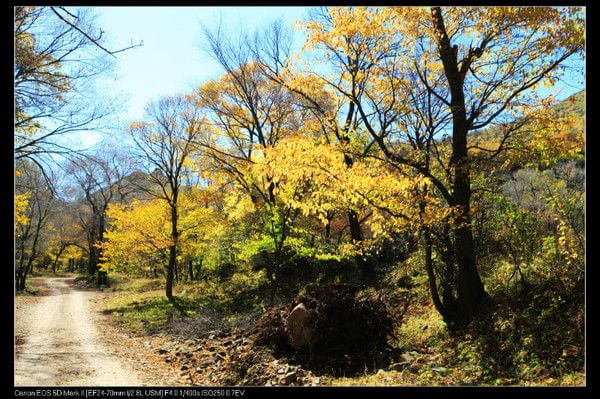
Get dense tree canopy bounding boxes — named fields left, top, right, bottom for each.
left=15, top=6, right=584, bottom=347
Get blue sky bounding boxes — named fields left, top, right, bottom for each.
left=68, top=6, right=584, bottom=150
left=94, top=7, right=311, bottom=122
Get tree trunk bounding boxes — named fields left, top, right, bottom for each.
left=16, top=268, right=27, bottom=291
left=97, top=270, right=109, bottom=286
left=188, top=259, right=194, bottom=281
left=423, top=228, right=445, bottom=315
left=166, top=203, right=178, bottom=301
left=349, top=209, right=372, bottom=282
left=431, top=6, right=487, bottom=328
left=52, top=246, right=66, bottom=274
left=88, top=245, right=97, bottom=275
left=166, top=245, right=176, bottom=300
left=449, top=100, right=486, bottom=326
left=197, top=258, right=204, bottom=281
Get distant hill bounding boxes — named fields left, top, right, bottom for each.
left=468, top=90, right=585, bottom=168
left=553, top=90, right=585, bottom=119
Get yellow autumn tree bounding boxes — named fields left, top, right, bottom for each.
left=297, top=6, right=584, bottom=327
left=253, top=133, right=450, bottom=258
left=15, top=193, right=30, bottom=232
left=100, top=189, right=218, bottom=279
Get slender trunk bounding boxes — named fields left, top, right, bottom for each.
left=348, top=209, right=363, bottom=242
left=97, top=270, right=109, bottom=286
left=197, top=258, right=204, bottom=281
left=349, top=209, right=372, bottom=282
left=88, top=243, right=97, bottom=275
left=424, top=228, right=446, bottom=318
left=188, top=259, right=194, bottom=281
left=338, top=100, right=370, bottom=281
left=16, top=268, right=27, bottom=291
left=25, top=218, right=43, bottom=278
left=166, top=246, right=176, bottom=300
left=52, top=246, right=66, bottom=274
left=166, top=203, right=178, bottom=301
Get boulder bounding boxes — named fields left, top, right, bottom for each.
left=286, top=303, right=316, bottom=350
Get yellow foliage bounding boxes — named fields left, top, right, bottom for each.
left=252, top=134, right=451, bottom=251
left=14, top=193, right=30, bottom=231
left=100, top=189, right=219, bottom=272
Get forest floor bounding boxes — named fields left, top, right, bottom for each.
left=15, top=273, right=585, bottom=387
left=14, top=276, right=180, bottom=386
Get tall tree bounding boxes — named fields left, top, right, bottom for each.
left=129, top=95, right=203, bottom=300
left=15, top=7, right=110, bottom=170
left=300, top=6, right=584, bottom=327
left=67, top=148, right=136, bottom=285
left=195, top=24, right=313, bottom=253
left=15, top=161, right=56, bottom=290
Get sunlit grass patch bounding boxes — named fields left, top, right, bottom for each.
left=104, top=290, right=202, bottom=333
left=395, top=302, right=449, bottom=350
left=107, top=273, right=164, bottom=292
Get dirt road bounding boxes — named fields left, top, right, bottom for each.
left=15, top=277, right=143, bottom=386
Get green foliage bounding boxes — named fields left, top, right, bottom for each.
left=463, top=278, right=584, bottom=384
left=106, top=292, right=199, bottom=332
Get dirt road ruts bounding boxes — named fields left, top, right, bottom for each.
left=15, top=277, right=142, bottom=386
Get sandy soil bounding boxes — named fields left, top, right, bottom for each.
left=14, top=277, right=145, bottom=386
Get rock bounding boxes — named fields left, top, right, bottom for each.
left=281, top=371, right=297, bottom=385
left=286, top=303, right=316, bottom=350
left=276, top=365, right=289, bottom=374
